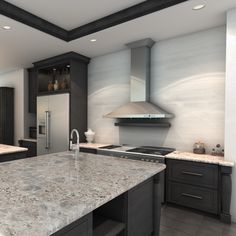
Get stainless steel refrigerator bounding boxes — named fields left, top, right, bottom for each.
left=37, top=93, right=70, bottom=156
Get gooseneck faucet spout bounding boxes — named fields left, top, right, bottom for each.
left=70, top=129, right=80, bottom=151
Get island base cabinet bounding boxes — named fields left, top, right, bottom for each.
left=127, top=178, right=154, bottom=236
left=94, top=174, right=162, bottom=236
left=51, top=174, right=163, bottom=236
left=51, top=213, right=92, bottom=236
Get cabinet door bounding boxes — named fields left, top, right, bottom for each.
left=48, top=94, right=69, bottom=154
left=28, top=68, right=37, bottom=113
left=51, top=213, right=92, bottom=236
left=0, top=88, right=14, bottom=145
left=37, top=96, right=49, bottom=156
left=127, top=179, right=154, bottom=236
left=60, top=220, right=89, bottom=236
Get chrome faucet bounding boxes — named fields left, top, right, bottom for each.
left=70, top=129, right=80, bottom=152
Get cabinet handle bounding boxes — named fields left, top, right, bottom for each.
left=181, top=193, right=203, bottom=200
left=182, top=171, right=203, bottom=177
left=45, top=111, right=50, bottom=150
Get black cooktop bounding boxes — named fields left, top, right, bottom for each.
left=126, top=146, right=175, bottom=156
left=99, top=145, right=121, bottom=149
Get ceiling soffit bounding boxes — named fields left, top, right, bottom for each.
left=0, top=0, right=188, bottom=42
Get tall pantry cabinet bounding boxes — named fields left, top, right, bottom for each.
left=33, top=52, right=90, bottom=149
left=0, top=87, right=14, bottom=145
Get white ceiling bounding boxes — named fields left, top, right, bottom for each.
left=7, top=0, right=144, bottom=30
left=1, top=0, right=236, bottom=74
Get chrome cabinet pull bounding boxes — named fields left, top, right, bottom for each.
left=45, top=111, right=50, bottom=149
left=182, top=171, right=203, bottom=177
left=181, top=193, right=203, bottom=200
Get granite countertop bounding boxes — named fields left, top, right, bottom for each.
left=80, top=142, right=110, bottom=149
left=0, top=151, right=165, bottom=236
left=166, top=151, right=234, bottom=167
left=0, top=144, right=28, bottom=155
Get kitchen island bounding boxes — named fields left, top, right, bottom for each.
left=0, top=151, right=165, bottom=236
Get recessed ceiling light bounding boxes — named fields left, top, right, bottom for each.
left=66, top=65, right=70, bottom=68
left=192, top=4, right=205, bottom=10
left=90, top=39, right=97, bottom=42
left=2, top=25, right=11, bottom=30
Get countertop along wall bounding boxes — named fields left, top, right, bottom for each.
left=88, top=26, right=226, bottom=153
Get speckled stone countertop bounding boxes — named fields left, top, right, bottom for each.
left=166, top=151, right=234, bottom=167
left=80, top=143, right=234, bottom=167
left=0, top=151, right=165, bottom=236
left=0, top=144, right=27, bottom=155
left=80, top=142, right=110, bottom=149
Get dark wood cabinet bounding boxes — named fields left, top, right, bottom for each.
left=33, top=52, right=90, bottom=143
left=80, top=147, right=97, bottom=154
left=167, top=181, right=218, bottom=214
left=166, top=159, right=219, bottom=214
left=166, top=159, right=232, bottom=223
left=127, top=178, right=154, bottom=236
left=50, top=173, right=162, bottom=236
left=167, top=160, right=219, bottom=189
left=0, top=151, right=27, bottom=163
left=51, top=213, right=92, bottom=236
left=93, top=176, right=160, bottom=236
left=28, top=68, right=37, bottom=113
left=0, top=87, right=14, bottom=145
left=18, top=140, right=37, bottom=157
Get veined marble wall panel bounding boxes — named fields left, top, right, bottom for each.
left=88, top=50, right=130, bottom=143
left=88, top=27, right=226, bottom=152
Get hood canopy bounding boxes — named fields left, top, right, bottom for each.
left=104, top=38, right=173, bottom=119
left=105, top=102, right=173, bottom=118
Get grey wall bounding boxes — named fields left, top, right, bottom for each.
left=88, top=26, right=226, bottom=152
left=225, top=8, right=236, bottom=222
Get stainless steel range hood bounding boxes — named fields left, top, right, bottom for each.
left=104, top=38, right=173, bottom=119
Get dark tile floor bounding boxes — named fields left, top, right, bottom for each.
left=160, top=205, right=236, bottom=236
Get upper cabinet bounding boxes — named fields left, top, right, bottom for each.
left=33, top=52, right=90, bottom=96
left=37, top=63, right=71, bottom=95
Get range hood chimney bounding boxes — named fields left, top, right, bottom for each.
left=104, top=38, right=173, bottom=119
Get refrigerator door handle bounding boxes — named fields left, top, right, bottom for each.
left=45, top=111, right=50, bottom=149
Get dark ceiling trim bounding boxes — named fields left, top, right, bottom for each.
left=68, top=0, right=188, bottom=41
left=0, top=0, right=187, bottom=42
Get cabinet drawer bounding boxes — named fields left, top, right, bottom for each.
left=166, top=159, right=218, bottom=189
left=167, top=182, right=218, bottom=214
